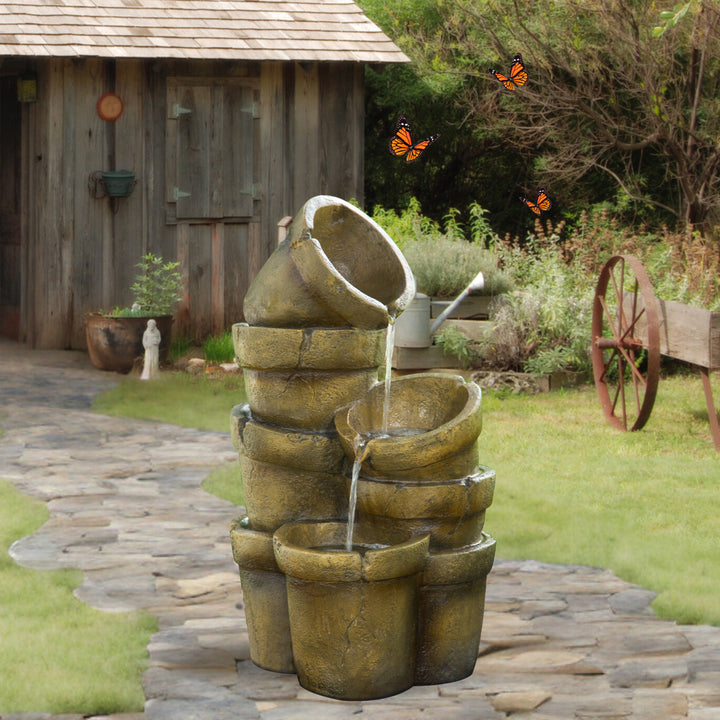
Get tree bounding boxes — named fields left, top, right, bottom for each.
left=369, top=0, right=720, bottom=238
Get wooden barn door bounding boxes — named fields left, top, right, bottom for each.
left=166, top=78, right=259, bottom=340
left=0, top=76, right=21, bottom=340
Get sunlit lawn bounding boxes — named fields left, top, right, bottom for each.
left=0, top=480, right=156, bottom=714
left=478, top=372, right=720, bottom=626
left=92, top=369, right=720, bottom=626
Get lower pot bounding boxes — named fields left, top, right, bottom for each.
left=415, top=533, right=496, bottom=684
left=229, top=517, right=295, bottom=673
left=273, top=521, right=429, bottom=700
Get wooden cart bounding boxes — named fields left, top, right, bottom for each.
left=592, top=254, right=720, bottom=451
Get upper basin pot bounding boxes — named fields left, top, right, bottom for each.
left=334, top=373, right=483, bottom=481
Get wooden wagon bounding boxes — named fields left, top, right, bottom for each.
left=592, top=254, right=720, bottom=451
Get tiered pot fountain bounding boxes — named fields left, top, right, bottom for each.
left=230, top=195, right=496, bottom=700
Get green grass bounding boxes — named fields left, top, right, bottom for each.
left=480, top=373, right=720, bottom=626
left=90, top=369, right=720, bottom=626
left=92, top=372, right=247, bottom=431
left=0, top=480, right=157, bottom=714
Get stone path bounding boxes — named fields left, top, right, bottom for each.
left=0, top=339, right=719, bottom=720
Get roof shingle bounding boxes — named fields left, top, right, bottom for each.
left=0, top=0, right=409, bottom=62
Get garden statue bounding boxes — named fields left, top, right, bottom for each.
left=140, top=319, right=161, bottom=380
left=230, top=195, right=497, bottom=700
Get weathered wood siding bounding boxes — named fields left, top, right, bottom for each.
left=17, top=57, right=364, bottom=349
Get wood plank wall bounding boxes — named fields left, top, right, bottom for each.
left=18, top=57, right=364, bottom=349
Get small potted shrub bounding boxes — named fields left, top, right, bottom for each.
left=85, top=253, right=183, bottom=373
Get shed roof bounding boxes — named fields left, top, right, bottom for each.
left=0, top=0, right=409, bottom=62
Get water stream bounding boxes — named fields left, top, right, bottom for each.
left=345, top=436, right=366, bottom=551
left=346, top=320, right=396, bottom=552
left=382, top=321, right=396, bottom=434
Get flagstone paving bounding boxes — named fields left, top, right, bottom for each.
left=0, top=339, right=719, bottom=720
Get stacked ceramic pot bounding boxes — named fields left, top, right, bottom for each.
left=230, top=195, right=496, bottom=700
left=230, top=195, right=417, bottom=687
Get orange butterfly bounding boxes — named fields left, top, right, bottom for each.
left=520, top=188, right=552, bottom=215
left=488, top=53, right=528, bottom=91
left=388, top=116, right=440, bottom=163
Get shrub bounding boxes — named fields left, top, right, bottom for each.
left=372, top=199, right=514, bottom=298
left=202, top=331, right=235, bottom=365
left=434, top=325, right=478, bottom=369
left=402, top=235, right=514, bottom=298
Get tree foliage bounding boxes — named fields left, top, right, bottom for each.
left=360, top=0, right=720, bottom=240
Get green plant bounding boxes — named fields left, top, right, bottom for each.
left=202, top=330, right=235, bottom=365
left=475, top=292, right=542, bottom=372
left=100, top=305, right=144, bottom=318
left=434, top=325, right=478, bottom=369
left=129, top=253, right=183, bottom=317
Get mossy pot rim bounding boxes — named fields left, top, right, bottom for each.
left=273, top=520, right=429, bottom=583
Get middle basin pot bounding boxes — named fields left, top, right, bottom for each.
left=273, top=521, right=429, bottom=701
left=353, top=465, right=496, bottom=550
left=334, top=373, right=483, bottom=480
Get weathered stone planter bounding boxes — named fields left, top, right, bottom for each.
left=415, top=533, right=496, bottom=684
left=229, top=194, right=497, bottom=701
left=243, top=195, right=415, bottom=330
left=352, top=466, right=495, bottom=550
left=230, top=403, right=347, bottom=532
left=229, top=517, right=294, bottom=673
left=233, top=324, right=386, bottom=431
left=273, top=521, right=429, bottom=700
left=334, top=373, right=483, bottom=481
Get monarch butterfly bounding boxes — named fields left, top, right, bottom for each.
left=488, top=53, right=528, bottom=91
left=520, top=188, right=552, bottom=215
left=388, top=116, right=440, bottom=163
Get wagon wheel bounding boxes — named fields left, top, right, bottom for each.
left=592, top=255, right=661, bottom=431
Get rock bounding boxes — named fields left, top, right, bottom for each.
left=490, top=690, right=552, bottom=712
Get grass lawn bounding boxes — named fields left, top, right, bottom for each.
left=0, top=480, right=157, bottom=714
left=91, top=369, right=720, bottom=627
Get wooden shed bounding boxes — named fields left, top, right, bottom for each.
left=0, top=0, right=408, bottom=348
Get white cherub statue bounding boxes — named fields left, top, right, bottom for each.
left=140, top=318, right=161, bottom=380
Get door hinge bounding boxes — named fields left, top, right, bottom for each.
left=171, top=103, right=192, bottom=118
left=173, top=187, right=191, bottom=201
left=241, top=183, right=260, bottom=200
left=241, top=102, right=259, bottom=119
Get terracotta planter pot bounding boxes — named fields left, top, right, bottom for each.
left=353, top=465, right=495, bottom=550
left=334, top=373, right=483, bottom=480
left=230, top=516, right=295, bottom=673
left=85, top=313, right=172, bottom=373
left=230, top=403, right=347, bottom=532
left=243, top=195, right=415, bottom=330
left=416, top=533, right=496, bottom=684
left=233, top=324, right=385, bottom=431
left=273, top=521, right=429, bottom=700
